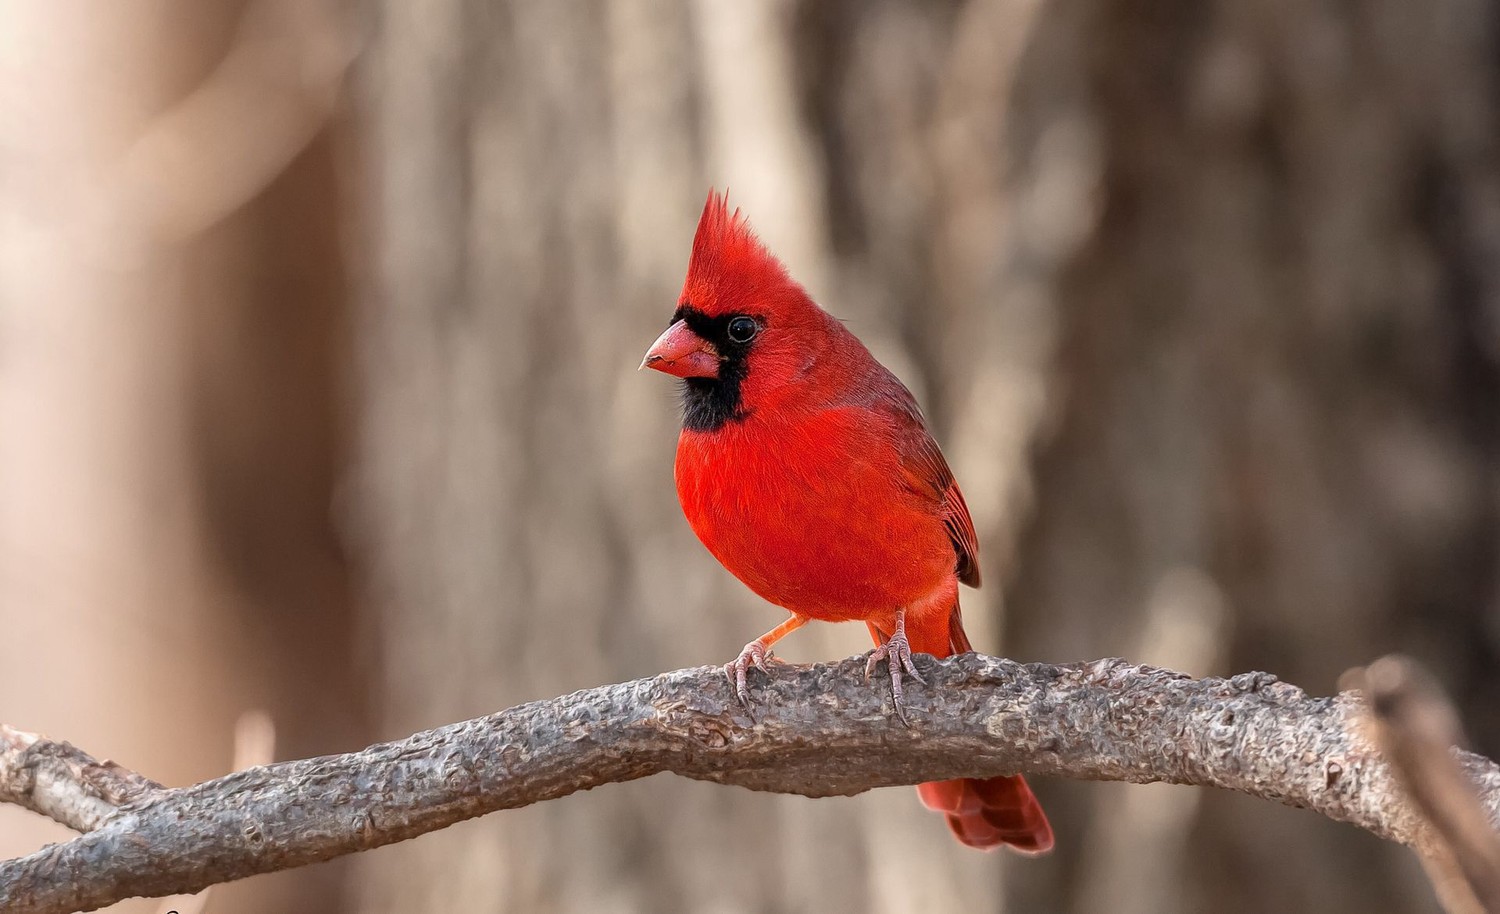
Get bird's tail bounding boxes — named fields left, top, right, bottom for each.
left=876, top=600, right=1055, bottom=854
left=915, top=773, right=1054, bottom=853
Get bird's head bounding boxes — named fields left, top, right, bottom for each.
left=641, top=191, right=831, bottom=430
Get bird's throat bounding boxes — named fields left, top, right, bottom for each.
left=680, top=375, right=746, bottom=431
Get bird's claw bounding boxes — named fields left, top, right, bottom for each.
left=725, top=639, right=780, bottom=708
left=866, top=630, right=925, bottom=724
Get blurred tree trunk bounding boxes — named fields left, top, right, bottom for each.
left=1000, top=1, right=1500, bottom=912
left=0, top=2, right=362, bottom=912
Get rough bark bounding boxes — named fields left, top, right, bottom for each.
left=0, top=726, right=161, bottom=834
left=3, top=655, right=1498, bottom=914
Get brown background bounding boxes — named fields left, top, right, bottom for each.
left=3, top=1, right=1497, bottom=912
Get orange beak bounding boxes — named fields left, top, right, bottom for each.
left=640, top=319, right=720, bottom=378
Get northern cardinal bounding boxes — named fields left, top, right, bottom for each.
left=641, top=192, right=1053, bottom=854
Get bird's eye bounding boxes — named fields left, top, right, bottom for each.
left=726, top=316, right=759, bottom=343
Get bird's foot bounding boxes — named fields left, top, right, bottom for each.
left=866, top=628, right=925, bottom=725
left=725, top=639, right=780, bottom=708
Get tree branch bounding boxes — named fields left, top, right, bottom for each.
left=3, top=654, right=1498, bottom=914
left=0, top=725, right=162, bottom=833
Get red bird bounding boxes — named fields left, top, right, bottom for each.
left=641, top=192, right=1053, bottom=854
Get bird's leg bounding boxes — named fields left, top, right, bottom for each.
left=725, top=614, right=807, bottom=708
left=865, top=607, right=925, bottom=723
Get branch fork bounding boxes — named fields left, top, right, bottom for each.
left=1, top=654, right=1497, bottom=914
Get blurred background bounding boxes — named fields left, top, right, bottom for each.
left=3, top=1, right=1499, bottom=912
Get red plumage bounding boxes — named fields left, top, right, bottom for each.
left=643, top=191, right=1053, bottom=855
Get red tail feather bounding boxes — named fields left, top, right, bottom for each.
left=918, top=776, right=1054, bottom=853
left=894, top=601, right=1054, bottom=854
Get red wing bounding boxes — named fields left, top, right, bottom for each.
left=878, top=379, right=982, bottom=589
left=911, top=432, right=982, bottom=589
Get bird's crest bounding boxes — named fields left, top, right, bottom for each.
left=682, top=190, right=798, bottom=317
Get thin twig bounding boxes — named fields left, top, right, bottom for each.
left=0, top=724, right=162, bottom=833
left=1347, top=656, right=1500, bottom=914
